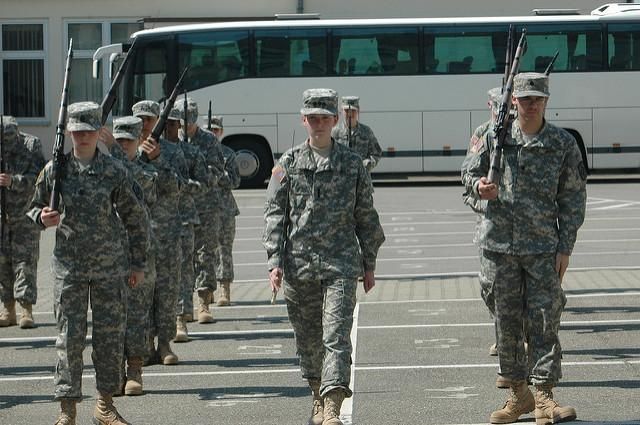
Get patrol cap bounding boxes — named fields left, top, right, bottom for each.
left=513, top=72, right=550, bottom=98
left=210, top=115, right=223, bottom=129
left=176, top=97, right=198, bottom=124
left=67, top=102, right=102, bottom=131
left=487, top=87, right=502, bottom=109
left=1, top=115, right=19, bottom=139
left=132, top=100, right=160, bottom=118
left=113, top=116, right=142, bottom=140
left=168, top=107, right=181, bottom=122
left=341, top=96, right=360, bottom=110
left=300, top=88, right=338, bottom=116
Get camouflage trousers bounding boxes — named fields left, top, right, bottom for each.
left=213, top=214, right=236, bottom=283
left=150, top=239, right=182, bottom=343
left=177, top=224, right=195, bottom=315
left=53, top=272, right=127, bottom=399
left=125, top=251, right=156, bottom=359
left=284, top=277, right=357, bottom=398
left=482, top=250, right=566, bottom=385
left=194, top=212, right=219, bottom=292
left=0, top=220, right=40, bottom=305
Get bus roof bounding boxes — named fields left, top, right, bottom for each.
left=132, top=10, right=640, bottom=39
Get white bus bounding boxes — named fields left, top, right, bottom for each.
left=94, top=3, right=640, bottom=187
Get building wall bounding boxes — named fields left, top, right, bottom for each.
left=0, top=0, right=623, bottom=146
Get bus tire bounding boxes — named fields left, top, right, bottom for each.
left=225, top=137, right=273, bottom=188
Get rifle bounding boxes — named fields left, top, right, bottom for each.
left=149, top=67, right=189, bottom=142
left=49, top=39, right=73, bottom=211
left=0, top=116, right=6, bottom=250
left=183, top=90, right=189, bottom=144
left=100, top=37, right=138, bottom=125
left=207, top=100, right=212, bottom=131
left=544, top=51, right=560, bottom=76
left=502, top=25, right=515, bottom=90
left=346, top=104, right=353, bottom=148
left=487, top=29, right=527, bottom=185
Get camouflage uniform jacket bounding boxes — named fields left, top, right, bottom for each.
left=461, top=120, right=493, bottom=214
left=4, top=133, right=45, bottom=222
left=263, top=140, right=385, bottom=279
left=181, top=127, right=224, bottom=214
left=218, top=144, right=240, bottom=217
left=27, top=150, right=149, bottom=275
left=463, top=120, right=587, bottom=255
left=331, top=122, right=382, bottom=171
left=147, top=138, right=188, bottom=238
left=177, top=141, right=212, bottom=225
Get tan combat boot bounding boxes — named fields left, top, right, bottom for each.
left=197, top=289, right=215, bottom=323
left=307, top=378, right=323, bottom=425
left=489, top=343, right=498, bottom=356
left=124, top=357, right=144, bottom=396
left=93, top=393, right=131, bottom=425
left=184, top=313, right=194, bottom=322
left=174, top=315, right=189, bottom=342
left=217, top=281, right=231, bottom=306
left=490, top=380, right=535, bottom=424
left=19, top=301, right=35, bottom=328
left=496, top=375, right=513, bottom=389
left=157, top=341, right=178, bottom=365
left=0, top=300, right=17, bottom=327
left=534, top=384, right=577, bottom=425
left=322, top=389, right=345, bottom=425
left=54, top=399, right=77, bottom=425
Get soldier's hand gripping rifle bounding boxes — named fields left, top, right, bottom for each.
left=0, top=116, right=6, bottom=250
left=49, top=39, right=73, bottom=211
left=487, top=29, right=527, bottom=184
left=100, top=38, right=138, bottom=125
left=141, top=66, right=189, bottom=160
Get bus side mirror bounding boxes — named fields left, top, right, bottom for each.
left=92, top=60, right=100, bottom=79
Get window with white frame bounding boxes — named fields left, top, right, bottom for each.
left=1, top=22, right=47, bottom=119
left=65, top=20, right=142, bottom=104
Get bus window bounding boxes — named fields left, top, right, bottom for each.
left=255, top=29, right=327, bottom=77
left=424, top=25, right=508, bottom=74
left=131, top=39, right=171, bottom=107
left=331, top=27, right=418, bottom=75
left=517, top=24, right=603, bottom=72
left=178, top=30, right=249, bottom=90
left=608, top=24, right=640, bottom=70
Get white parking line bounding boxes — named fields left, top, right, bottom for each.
left=340, top=303, right=359, bottom=425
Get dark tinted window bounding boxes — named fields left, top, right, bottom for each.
left=608, top=23, right=640, bottom=70
left=255, top=29, right=327, bottom=77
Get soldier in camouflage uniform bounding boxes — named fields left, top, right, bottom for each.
left=331, top=96, right=383, bottom=173
left=462, top=73, right=586, bottom=425
left=0, top=116, right=45, bottom=329
left=176, top=99, right=225, bottom=323
left=263, top=89, right=385, bottom=425
left=165, top=106, right=212, bottom=340
left=27, top=102, right=149, bottom=425
left=100, top=116, right=158, bottom=396
left=208, top=116, right=241, bottom=306
left=133, top=100, right=187, bottom=366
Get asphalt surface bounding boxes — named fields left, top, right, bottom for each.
left=1, top=181, right=640, bottom=425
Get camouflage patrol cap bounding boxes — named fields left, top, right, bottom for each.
left=301, top=88, right=338, bottom=116
left=113, top=116, right=143, bottom=140
left=487, top=87, right=502, bottom=109
left=132, top=100, right=160, bottom=118
left=210, top=115, right=223, bottom=129
left=168, top=107, right=181, bottom=122
left=341, top=96, right=360, bottom=110
left=513, top=72, right=550, bottom=98
left=176, top=97, right=198, bottom=124
left=67, top=102, right=102, bottom=131
left=1, top=115, right=19, bottom=139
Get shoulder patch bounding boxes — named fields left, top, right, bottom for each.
left=469, top=135, right=484, bottom=154
left=271, top=165, right=286, bottom=183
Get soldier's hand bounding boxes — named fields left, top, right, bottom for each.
left=0, top=173, right=12, bottom=188
left=128, top=270, right=145, bottom=288
left=555, top=252, right=570, bottom=284
left=478, top=177, right=498, bottom=200
left=140, top=137, right=161, bottom=160
left=98, top=127, right=116, bottom=148
left=40, top=207, right=61, bottom=228
left=363, top=270, right=376, bottom=293
left=269, top=267, right=283, bottom=292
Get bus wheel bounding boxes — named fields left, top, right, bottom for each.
left=229, top=138, right=272, bottom=188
